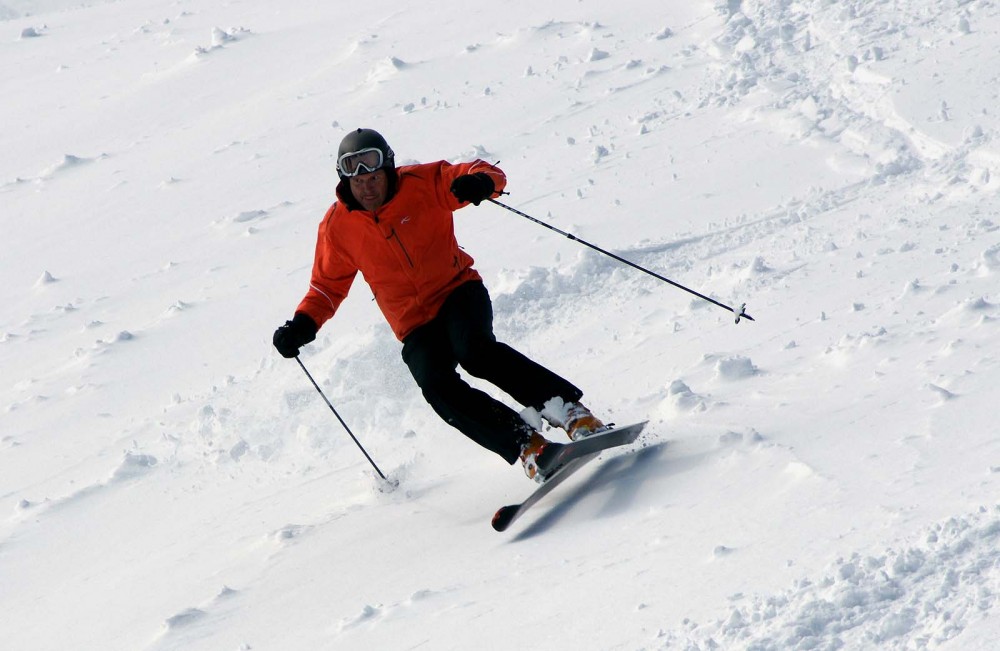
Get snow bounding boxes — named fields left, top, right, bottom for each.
left=1, top=0, right=998, bottom=649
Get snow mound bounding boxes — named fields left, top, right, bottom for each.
left=714, top=355, right=760, bottom=381
left=664, top=506, right=1000, bottom=650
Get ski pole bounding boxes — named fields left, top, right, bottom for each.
left=295, top=356, right=394, bottom=484
left=487, top=198, right=754, bottom=323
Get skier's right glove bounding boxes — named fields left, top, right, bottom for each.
left=272, top=313, right=318, bottom=358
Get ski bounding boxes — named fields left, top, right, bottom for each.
left=491, top=421, right=647, bottom=532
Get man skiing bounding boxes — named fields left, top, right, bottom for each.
left=273, top=128, right=605, bottom=480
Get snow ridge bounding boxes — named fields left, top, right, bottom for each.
left=662, top=506, right=1000, bottom=650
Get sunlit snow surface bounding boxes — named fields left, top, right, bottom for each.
left=2, top=1, right=998, bottom=649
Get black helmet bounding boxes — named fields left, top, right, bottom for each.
left=336, top=128, right=395, bottom=178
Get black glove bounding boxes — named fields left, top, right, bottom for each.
left=272, top=313, right=318, bottom=358
left=450, top=172, right=495, bottom=206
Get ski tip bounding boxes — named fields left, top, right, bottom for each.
left=492, top=505, right=517, bottom=532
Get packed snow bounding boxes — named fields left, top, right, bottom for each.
left=2, top=1, right=998, bottom=649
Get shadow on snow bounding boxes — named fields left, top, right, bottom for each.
left=510, top=441, right=671, bottom=541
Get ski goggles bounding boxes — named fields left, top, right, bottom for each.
left=337, top=147, right=387, bottom=177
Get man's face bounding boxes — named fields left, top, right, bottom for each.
left=349, top=169, right=389, bottom=212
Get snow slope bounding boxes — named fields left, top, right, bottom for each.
left=2, top=0, right=998, bottom=649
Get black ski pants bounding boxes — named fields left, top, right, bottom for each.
left=401, top=281, right=583, bottom=464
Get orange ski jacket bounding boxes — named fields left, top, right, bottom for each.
left=295, top=160, right=507, bottom=341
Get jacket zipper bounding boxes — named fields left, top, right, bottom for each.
left=388, top=228, right=415, bottom=268
left=372, top=211, right=415, bottom=268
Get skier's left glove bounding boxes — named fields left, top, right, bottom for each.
left=272, top=313, right=318, bottom=358
left=450, top=173, right=495, bottom=206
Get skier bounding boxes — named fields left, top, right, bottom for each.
left=273, top=128, right=606, bottom=480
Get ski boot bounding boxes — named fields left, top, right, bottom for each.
left=519, top=432, right=562, bottom=482
left=563, top=402, right=608, bottom=441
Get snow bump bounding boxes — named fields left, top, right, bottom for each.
left=715, top=355, right=760, bottom=381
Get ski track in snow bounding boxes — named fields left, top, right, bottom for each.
left=1, top=0, right=999, bottom=649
